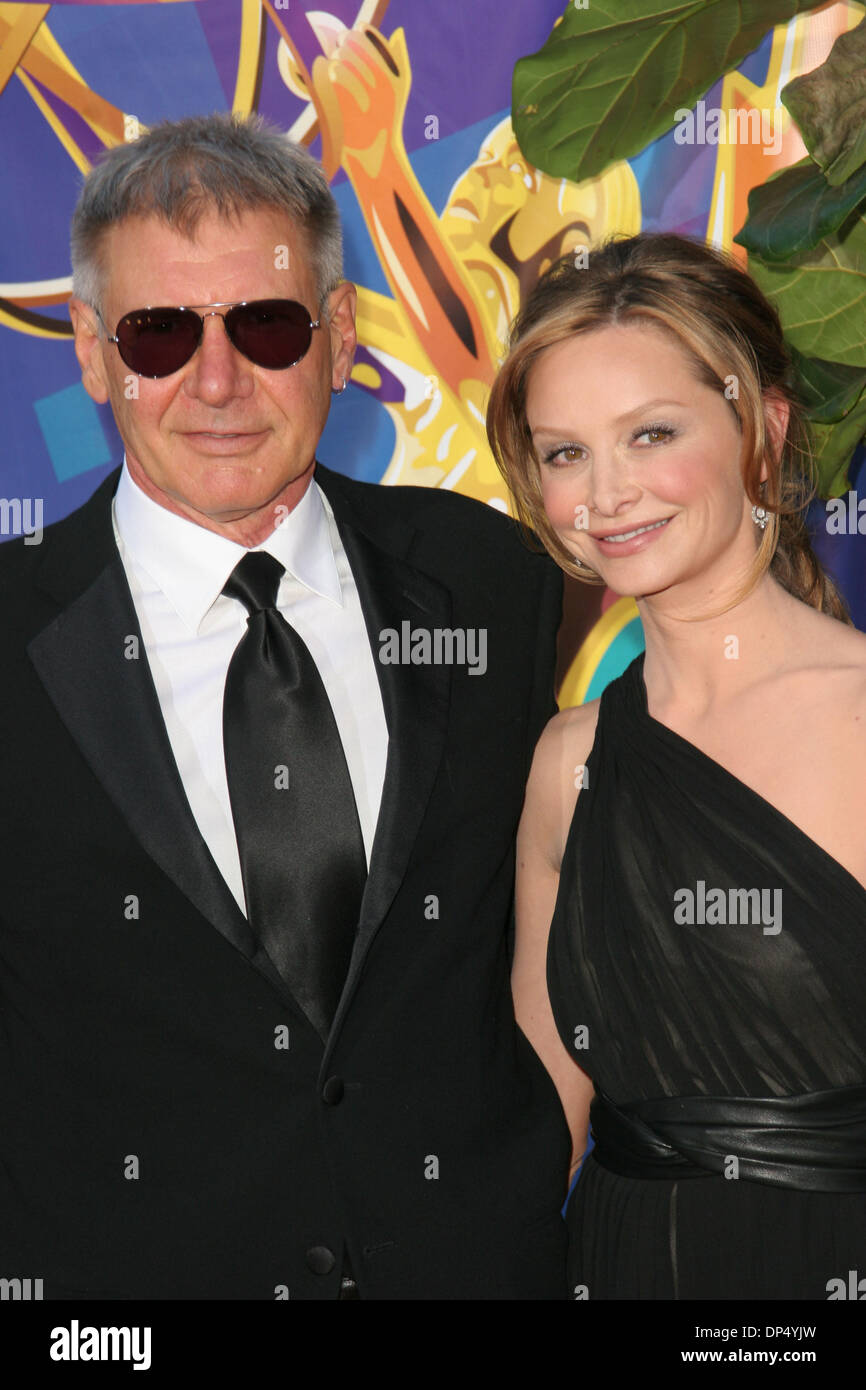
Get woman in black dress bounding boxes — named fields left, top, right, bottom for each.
left=487, top=234, right=866, bottom=1299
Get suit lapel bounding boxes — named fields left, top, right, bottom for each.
left=26, top=475, right=291, bottom=1004
left=315, top=467, right=453, bottom=1025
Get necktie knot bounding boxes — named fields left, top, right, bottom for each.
left=223, top=551, right=285, bottom=616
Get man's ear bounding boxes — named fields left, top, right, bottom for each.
left=68, top=297, right=110, bottom=404
left=760, top=389, right=790, bottom=482
left=325, top=280, right=357, bottom=391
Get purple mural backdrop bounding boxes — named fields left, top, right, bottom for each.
left=2, top=1, right=864, bottom=703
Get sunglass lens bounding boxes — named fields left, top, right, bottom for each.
left=115, top=308, right=201, bottom=377
left=226, top=299, right=313, bottom=369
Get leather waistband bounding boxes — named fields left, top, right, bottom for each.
left=589, top=1083, right=866, bottom=1192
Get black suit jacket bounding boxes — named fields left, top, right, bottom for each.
left=0, top=462, right=570, bottom=1299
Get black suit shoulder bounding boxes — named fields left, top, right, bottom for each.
left=315, top=462, right=558, bottom=591
left=0, top=467, right=118, bottom=612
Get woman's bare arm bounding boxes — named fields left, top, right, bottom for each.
left=512, top=702, right=599, bottom=1187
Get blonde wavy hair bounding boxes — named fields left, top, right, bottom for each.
left=486, top=233, right=849, bottom=621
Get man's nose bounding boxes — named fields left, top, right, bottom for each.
left=182, top=312, right=254, bottom=403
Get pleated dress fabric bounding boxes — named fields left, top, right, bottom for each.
left=547, top=655, right=866, bottom=1299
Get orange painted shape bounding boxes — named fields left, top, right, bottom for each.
left=0, top=4, right=48, bottom=98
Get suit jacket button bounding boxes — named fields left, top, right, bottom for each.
left=322, top=1076, right=344, bottom=1105
left=306, top=1246, right=336, bottom=1275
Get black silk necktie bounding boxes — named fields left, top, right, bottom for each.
left=222, top=551, right=366, bottom=1037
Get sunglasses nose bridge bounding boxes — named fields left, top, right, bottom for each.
left=198, top=307, right=230, bottom=339
left=196, top=306, right=246, bottom=362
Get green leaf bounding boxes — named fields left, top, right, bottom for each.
left=734, top=157, right=866, bottom=262
left=807, top=384, right=866, bottom=497
left=781, top=15, right=866, bottom=186
left=748, top=212, right=866, bottom=366
left=788, top=346, right=866, bottom=423
left=512, top=0, right=822, bottom=183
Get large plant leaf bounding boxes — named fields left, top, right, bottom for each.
left=512, top=0, right=822, bottom=183
left=782, top=15, right=866, bottom=186
left=749, top=213, right=866, bottom=367
left=807, top=385, right=866, bottom=497
left=789, top=346, right=866, bottom=424
left=734, top=157, right=866, bottom=262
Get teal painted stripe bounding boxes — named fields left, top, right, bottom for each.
left=583, top=616, right=645, bottom=703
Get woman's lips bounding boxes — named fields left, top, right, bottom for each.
left=589, top=516, right=673, bottom=557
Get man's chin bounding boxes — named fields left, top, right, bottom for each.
left=125, top=447, right=315, bottom=535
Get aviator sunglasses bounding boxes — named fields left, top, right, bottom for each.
left=98, top=298, right=321, bottom=378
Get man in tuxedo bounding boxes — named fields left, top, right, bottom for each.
left=0, top=114, right=569, bottom=1299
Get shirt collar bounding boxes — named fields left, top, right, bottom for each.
left=113, top=459, right=343, bottom=633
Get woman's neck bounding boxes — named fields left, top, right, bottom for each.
left=637, top=574, right=810, bottom=721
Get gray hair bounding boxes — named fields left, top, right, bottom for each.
left=70, top=112, right=343, bottom=311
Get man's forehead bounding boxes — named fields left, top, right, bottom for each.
left=103, top=205, right=309, bottom=255
left=99, top=206, right=315, bottom=302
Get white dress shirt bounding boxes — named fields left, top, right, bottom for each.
left=113, top=462, right=388, bottom=914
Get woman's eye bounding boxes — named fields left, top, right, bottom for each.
left=544, top=444, right=583, bottom=466
left=634, top=424, right=676, bottom=445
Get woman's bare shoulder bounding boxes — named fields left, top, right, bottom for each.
left=791, top=608, right=866, bottom=710
left=522, top=698, right=602, bottom=868
left=797, top=603, right=866, bottom=664
left=534, top=698, right=601, bottom=775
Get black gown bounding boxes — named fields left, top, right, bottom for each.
left=547, top=654, right=866, bottom=1299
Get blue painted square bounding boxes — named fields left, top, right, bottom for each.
left=33, top=384, right=113, bottom=483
